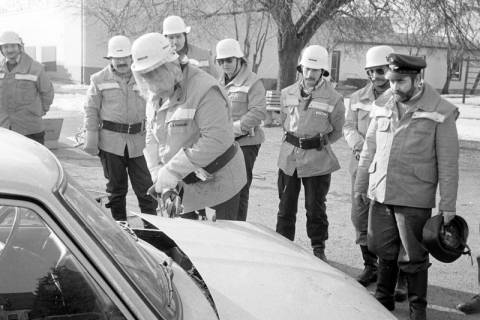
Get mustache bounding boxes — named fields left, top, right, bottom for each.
left=117, top=64, right=128, bottom=68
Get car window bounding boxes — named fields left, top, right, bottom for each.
left=0, top=204, right=127, bottom=320
left=61, top=177, right=176, bottom=319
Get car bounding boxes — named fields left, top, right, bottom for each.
left=0, top=128, right=397, bottom=320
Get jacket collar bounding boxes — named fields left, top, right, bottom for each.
left=357, top=82, right=376, bottom=102
left=1, top=53, right=32, bottom=74
left=404, top=82, right=440, bottom=112
left=220, top=63, right=249, bottom=88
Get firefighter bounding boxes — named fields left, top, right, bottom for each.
left=131, top=32, right=246, bottom=220
left=162, top=15, right=217, bottom=77
left=354, top=53, right=459, bottom=320
left=83, top=35, right=157, bottom=221
left=0, top=31, right=54, bottom=144
left=216, top=38, right=266, bottom=221
left=276, top=45, right=345, bottom=262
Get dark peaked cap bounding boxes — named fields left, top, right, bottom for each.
left=386, top=53, right=426, bottom=78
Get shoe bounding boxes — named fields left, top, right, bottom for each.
left=375, top=259, right=398, bottom=311
left=394, top=271, right=408, bottom=302
left=357, top=246, right=378, bottom=287
left=313, top=246, right=328, bottom=263
left=457, top=295, right=480, bottom=314
left=406, top=270, right=428, bottom=320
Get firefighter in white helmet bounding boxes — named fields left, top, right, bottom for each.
left=83, top=35, right=157, bottom=221
left=162, top=15, right=217, bottom=77
left=131, top=33, right=246, bottom=220
left=343, top=45, right=394, bottom=286
left=276, top=45, right=345, bottom=262
left=0, top=31, right=54, bottom=144
left=215, top=38, right=266, bottom=221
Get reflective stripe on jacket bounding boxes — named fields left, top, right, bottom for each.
left=343, top=83, right=391, bottom=174
left=219, top=63, right=266, bottom=146
left=84, top=65, right=146, bottom=157
left=354, top=83, right=459, bottom=211
left=144, top=65, right=246, bottom=212
left=277, top=79, right=345, bottom=177
left=0, top=53, right=54, bottom=135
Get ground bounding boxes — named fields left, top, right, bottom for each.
left=49, top=87, right=480, bottom=320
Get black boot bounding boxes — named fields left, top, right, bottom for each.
left=357, top=245, right=378, bottom=287
left=406, top=270, right=428, bottom=320
left=394, top=270, right=408, bottom=302
left=375, top=259, right=398, bottom=311
left=313, top=242, right=328, bottom=263
left=457, top=295, right=480, bottom=314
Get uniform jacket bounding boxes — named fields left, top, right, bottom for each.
left=278, top=79, right=345, bottom=177
left=144, top=64, right=246, bottom=212
left=179, top=43, right=218, bottom=78
left=343, top=83, right=391, bottom=174
left=219, top=63, right=267, bottom=146
left=84, top=65, right=147, bottom=158
left=0, top=53, right=54, bottom=135
left=354, top=83, right=459, bottom=211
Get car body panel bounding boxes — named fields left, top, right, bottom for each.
left=138, top=214, right=397, bottom=320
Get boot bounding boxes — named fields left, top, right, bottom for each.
left=357, top=245, right=378, bottom=286
left=457, top=295, right=480, bottom=314
left=406, top=270, right=428, bottom=320
left=394, top=270, right=408, bottom=302
left=375, top=259, right=398, bottom=311
left=313, top=242, right=328, bottom=263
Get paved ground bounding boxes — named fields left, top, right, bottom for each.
left=47, top=89, right=480, bottom=320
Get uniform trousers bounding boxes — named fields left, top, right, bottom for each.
left=237, top=144, right=260, bottom=221
left=26, top=131, right=45, bottom=145
left=351, top=169, right=370, bottom=245
left=276, top=169, right=331, bottom=247
left=99, top=147, right=157, bottom=220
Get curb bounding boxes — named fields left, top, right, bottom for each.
left=460, top=140, right=480, bottom=151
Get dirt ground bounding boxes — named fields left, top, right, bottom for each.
left=53, top=121, right=480, bottom=320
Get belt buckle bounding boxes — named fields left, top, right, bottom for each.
left=298, top=137, right=305, bottom=149
left=127, top=123, right=133, bottom=134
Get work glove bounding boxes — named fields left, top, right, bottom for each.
left=233, top=120, right=245, bottom=137
left=155, top=167, right=179, bottom=193
left=83, top=131, right=99, bottom=156
left=441, top=210, right=456, bottom=225
left=354, top=192, right=369, bottom=206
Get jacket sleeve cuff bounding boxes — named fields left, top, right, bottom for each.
left=165, top=148, right=199, bottom=179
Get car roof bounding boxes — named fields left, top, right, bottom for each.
left=0, top=128, right=62, bottom=196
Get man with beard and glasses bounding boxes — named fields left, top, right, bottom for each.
left=275, top=45, right=345, bottom=262
left=162, top=15, right=217, bottom=77
left=132, top=33, right=246, bottom=220
left=354, top=53, right=459, bottom=320
left=83, top=35, right=157, bottom=221
left=216, top=38, right=266, bottom=221
left=0, top=31, right=54, bottom=144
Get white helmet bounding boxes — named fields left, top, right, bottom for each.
left=105, top=35, right=131, bottom=58
left=365, top=45, right=394, bottom=69
left=297, top=45, right=329, bottom=76
left=0, top=31, right=23, bottom=46
left=131, top=33, right=179, bottom=74
left=216, top=38, right=245, bottom=60
left=163, top=15, right=191, bottom=35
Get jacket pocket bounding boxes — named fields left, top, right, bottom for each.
left=102, top=88, right=122, bottom=105
left=16, top=80, right=36, bottom=105
left=413, top=164, right=437, bottom=183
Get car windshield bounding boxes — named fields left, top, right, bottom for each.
left=61, top=175, right=175, bottom=317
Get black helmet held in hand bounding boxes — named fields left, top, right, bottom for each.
left=423, top=214, right=471, bottom=263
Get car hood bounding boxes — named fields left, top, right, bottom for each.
left=138, top=214, right=396, bottom=320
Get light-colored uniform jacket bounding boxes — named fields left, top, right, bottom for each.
left=0, top=53, right=54, bottom=135
left=343, top=83, right=390, bottom=174
left=144, top=65, right=246, bottom=212
left=278, top=79, right=345, bottom=177
left=179, top=43, right=218, bottom=78
left=219, top=63, right=267, bottom=146
left=354, top=83, right=459, bottom=211
left=84, top=65, right=146, bottom=158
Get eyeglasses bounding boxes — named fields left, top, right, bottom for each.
left=366, top=67, right=387, bottom=76
left=217, top=57, right=234, bottom=65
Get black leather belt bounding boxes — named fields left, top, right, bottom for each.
left=101, top=120, right=144, bottom=134
left=183, top=143, right=238, bottom=184
left=284, top=132, right=327, bottom=150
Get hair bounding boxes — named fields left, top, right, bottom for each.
left=133, top=59, right=182, bottom=100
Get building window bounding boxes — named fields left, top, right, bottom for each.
left=451, top=59, right=462, bottom=81
left=41, top=46, right=57, bottom=72
left=330, top=50, right=341, bottom=82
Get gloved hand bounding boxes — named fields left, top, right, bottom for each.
left=149, top=165, right=162, bottom=183
left=83, top=131, right=99, bottom=156
left=441, top=210, right=456, bottom=225
left=155, top=167, right=179, bottom=193
left=354, top=192, right=369, bottom=205
left=233, top=120, right=245, bottom=137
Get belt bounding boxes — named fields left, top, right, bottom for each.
left=101, top=120, right=144, bottom=134
left=284, top=132, right=327, bottom=150
left=183, top=142, right=238, bottom=184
